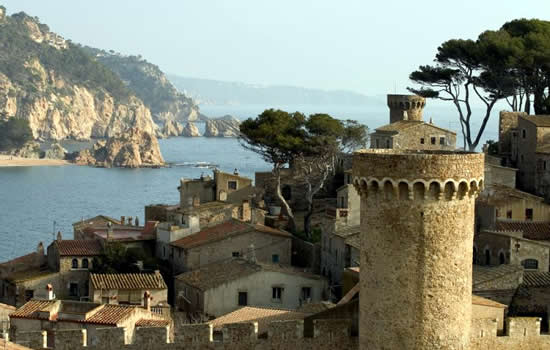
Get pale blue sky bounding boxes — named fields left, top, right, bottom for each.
left=2, top=1, right=550, bottom=95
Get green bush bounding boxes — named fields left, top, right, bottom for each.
left=0, top=117, right=33, bottom=151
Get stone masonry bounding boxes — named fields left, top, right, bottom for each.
left=353, top=150, right=484, bottom=350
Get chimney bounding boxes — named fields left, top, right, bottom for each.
left=135, top=217, right=140, bottom=227
left=107, top=222, right=113, bottom=241
left=56, top=231, right=62, bottom=242
left=121, top=216, right=125, bottom=226
left=128, top=216, right=133, bottom=226
left=144, top=291, right=151, bottom=312
left=46, top=284, right=55, bottom=300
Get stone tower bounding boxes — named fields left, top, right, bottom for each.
left=387, top=94, right=426, bottom=123
left=353, top=150, right=484, bottom=350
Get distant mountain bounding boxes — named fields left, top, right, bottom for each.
left=168, top=75, right=374, bottom=106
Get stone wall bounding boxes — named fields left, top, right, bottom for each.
left=499, top=111, right=524, bottom=157
left=517, top=118, right=538, bottom=193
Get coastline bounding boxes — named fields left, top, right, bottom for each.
left=0, top=155, right=69, bottom=167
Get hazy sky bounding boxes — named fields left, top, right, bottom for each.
left=2, top=1, right=550, bottom=95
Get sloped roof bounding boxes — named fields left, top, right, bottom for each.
left=296, top=302, right=335, bottom=314
left=171, top=220, right=291, bottom=250
left=495, top=220, right=550, bottom=241
left=85, top=304, right=136, bottom=325
left=333, top=225, right=361, bottom=239
left=135, top=318, right=171, bottom=327
left=90, top=271, right=167, bottom=290
left=338, top=282, right=360, bottom=306
left=471, top=295, right=507, bottom=308
left=176, top=259, right=260, bottom=291
left=56, top=240, right=102, bottom=256
left=374, top=120, right=456, bottom=135
left=209, top=306, right=307, bottom=334
left=478, top=184, right=545, bottom=205
left=472, top=264, right=523, bottom=287
left=9, top=300, right=58, bottom=320
left=523, top=271, right=550, bottom=287
left=0, top=339, right=32, bottom=350
left=73, top=215, right=121, bottom=228
left=0, top=252, right=38, bottom=267
left=521, top=115, right=550, bottom=127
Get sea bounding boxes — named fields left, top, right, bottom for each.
left=0, top=102, right=503, bottom=261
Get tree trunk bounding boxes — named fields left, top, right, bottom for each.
left=273, top=165, right=296, bottom=233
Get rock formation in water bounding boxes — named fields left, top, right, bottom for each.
left=44, top=142, right=67, bottom=159
left=203, top=115, right=240, bottom=137
left=161, top=120, right=184, bottom=137
left=182, top=122, right=201, bottom=137
left=73, top=128, right=164, bottom=168
left=0, top=10, right=159, bottom=141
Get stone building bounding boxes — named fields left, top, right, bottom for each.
left=89, top=271, right=168, bottom=307
left=370, top=94, right=456, bottom=150
left=474, top=230, right=550, bottom=272
left=72, top=216, right=121, bottom=238
left=168, top=220, right=292, bottom=274
left=175, top=258, right=327, bottom=318
left=77, top=221, right=158, bottom=254
left=352, top=149, right=484, bottom=349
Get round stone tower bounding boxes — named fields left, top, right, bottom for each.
left=387, top=94, right=426, bottom=123
left=352, top=150, right=484, bottom=350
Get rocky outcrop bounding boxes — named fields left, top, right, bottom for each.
left=182, top=122, right=201, bottom=137
left=9, top=141, right=42, bottom=159
left=73, top=128, right=164, bottom=168
left=203, top=115, right=240, bottom=138
left=161, top=120, right=184, bottom=137
left=44, top=143, right=67, bottom=159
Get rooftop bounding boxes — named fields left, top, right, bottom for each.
left=9, top=300, right=58, bottom=320
left=521, top=115, right=550, bottom=127
left=135, top=318, right=171, bottom=327
left=209, top=306, right=307, bottom=334
left=333, top=225, right=361, bottom=239
left=176, top=259, right=323, bottom=291
left=171, top=220, right=291, bottom=250
left=72, top=215, right=121, bottom=228
left=374, top=120, right=456, bottom=135
left=495, top=220, right=550, bottom=241
left=523, top=271, right=550, bottom=287
left=84, top=304, right=137, bottom=325
left=82, top=223, right=156, bottom=242
left=471, top=295, right=507, bottom=309
left=478, top=184, right=545, bottom=205
left=90, top=271, right=167, bottom=290
left=55, top=239, right=102, bottom=256
left=473, top=264, right=523, bottom=288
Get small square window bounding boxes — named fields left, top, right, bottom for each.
left=238, top=292, right=248, bottom=306
left=232, top=252, right=240, bottom=258
left=272, top=254, right=279, bottom=263
left=24, top=290, right=34, bottom=301
left=69, top=283, right=79, bottom=297
left=506, top=210, right=513, bottom=219
left=301, top=287, right=311, bottom=301
left=526, top=208, right=533, bottom=221
left=439, top=137, right=445, bottom=145
left=228, top=181, right=237, bottom=190
left=420, top=138, right=425, bottom=144
left=431, top=137, right=436, bottom=145
left=272, top=287, right=283, bottom=302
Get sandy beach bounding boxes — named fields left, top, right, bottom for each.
left=0, top=155, right=69, bottom=167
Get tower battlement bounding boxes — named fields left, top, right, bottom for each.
left=387, top=94, right=426, bottom=123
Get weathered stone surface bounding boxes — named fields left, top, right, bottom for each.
left=44, top=142, right=67, bottom=159
left=160, top=120, right=184, bottom=137
left=8, top=141, right=42, bottom=159
left=203, top=115, right=240, bottom=137
left=182, top=122, right=201, bottom=137
left=73, top=128, right=164, bottom=168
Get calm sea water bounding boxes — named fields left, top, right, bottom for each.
left=0, top=102, right=503, bottom=261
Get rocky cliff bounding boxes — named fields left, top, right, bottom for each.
left=203, top=115, right=241, bottom=137
left=0, top=10, right=157, bottom=141
left=73, top=128, right=164, bottom=168
left=182, top=122, right=201, bottom=137
left=82, top=47, right=206, bottom=128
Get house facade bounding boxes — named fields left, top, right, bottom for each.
left=175, top=258, right=327, bottom=318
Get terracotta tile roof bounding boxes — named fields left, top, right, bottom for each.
left=0, top=339, right=33, bottom=350
left=171, top=220, right=291, bottom=250
left=375, top=120, right=424, bottom=132
left=523, top=271, right=550, bottom=287
left=90, top=271, right=167, bottom=290
left=56, top=240, right=102, bottom=256
left=478, top=184, right=544, bottom=205
left=495, top=220, right=550, bottom=241
left=472, top=264, right=523, bottom=287
left=472, top=295, right=507, bottom=308
left=9, top=270, right=59, bottom=284
left=338, top=283, right=360, bottom=306
left=10, top=300, right=58, bottom=320
left=296, top=301, right=335, bottom=314
left=0, top=252, right=38, bottom=267
left=176, top=259, right=260, bottom=291
left=85, top=304, right=136, bottom=325
left=209, top=306, right=307, bottom=334
left=521, top=115, right=550, bottom=127
left=135, top=318, right=171, bottom=327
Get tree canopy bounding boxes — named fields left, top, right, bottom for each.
left=0, top=117, right=33, bottom=151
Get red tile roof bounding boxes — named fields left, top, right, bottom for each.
left=523, top=271, right=550, bottom=287
left=135, top=318, right=170, bottom=327
left=209, top=306, right=307, bottom=334
left=85, top=304, right=136, bottom=325
left=0, top=252, right=38, bottom=267
left=495, top=220, right=550, bottom=241
left=9, top=300, right=58, bottom=320
left=171, top=220, right=291, bottom=249
left=56, top=240, right=102, bottom=256
left=91, top=271, right=167, bottom=290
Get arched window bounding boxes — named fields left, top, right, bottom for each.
left=72, top=259, right=78, bottom=269
left=499, top=252, right=505, bottom=265
left=484, top=250, right=491, bottom=266
left=522, top=259, right=539, bottom=270
left=82, top=258, right=89, bottom=269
